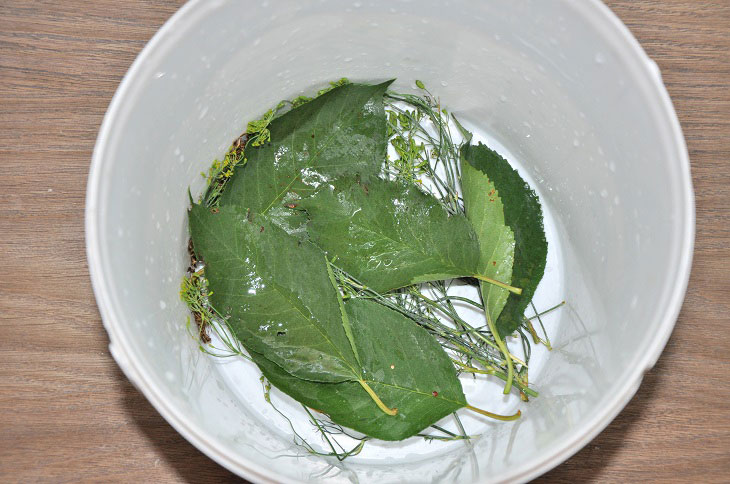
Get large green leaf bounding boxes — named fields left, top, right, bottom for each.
left=188, top=203, right=360, bottom=383
left=461, top=143, right=547, bottom=337
left=251, top=299, right=466, bottom=441
left=460, top=153, right=515, bottom=327
left=299, top=177, right=482, bottom=292
left=219, top=81, right=392, bottom=235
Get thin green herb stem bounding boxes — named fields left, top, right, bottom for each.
left=451, top=358, right=538, bottom=398
left=428, top=294, right=484, bottom=310
left=523, top=300, right=565, bottom=323
left=304, top=406, right=343, bottom=460
left=531, top=300, right=553, bottom=350
left=430, top=424, right=458, bottom=438
left=453, top=412, right=469, bottom=440
left=409, top=291, right=501, bottom=353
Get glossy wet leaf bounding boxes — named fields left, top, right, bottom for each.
left=188, top=203, right=360, bottom=383
left=460, top=152, right=515, bottom=327
left=299, top=177, right=482, bottom=292
left=461, top=143, right=547, bottom=337
left=219, top=81, right=393, bottom=235
left=251, top=299, right=466, bottom=441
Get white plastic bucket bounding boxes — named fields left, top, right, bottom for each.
left=86, top=1, right=694, bottom=482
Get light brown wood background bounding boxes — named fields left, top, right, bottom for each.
left=1, top=1, right=728, bottom=482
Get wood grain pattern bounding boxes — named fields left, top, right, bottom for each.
left=0, top=1, right=727, bottom=482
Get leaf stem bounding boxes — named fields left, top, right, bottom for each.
left=358, top=380, right=398, bottom=416
left=473, top=274, right=522, bottom=295
left=485, top=310, right=515, bottom=395
left=465, top=404, right=521, bottom=421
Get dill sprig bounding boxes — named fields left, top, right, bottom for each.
left=384, top=85, right=467, bottom=215
left=201, top=78, right=353, bottom=208
left=260, top=377, right=369, bottom=461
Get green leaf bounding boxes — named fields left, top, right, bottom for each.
left=461, top=143, right=547, bottom=337
left=460, top=153, right=515, bottom=328
left=251, top=299, right=466, bottom=441
left=188, top=203, right=360, bottom=383
left=219, top=81, right=393, bottom=235
left=299, top=177, right=482, bottom=293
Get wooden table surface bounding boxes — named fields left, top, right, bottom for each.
left=1, top=1, right=728, bottom=482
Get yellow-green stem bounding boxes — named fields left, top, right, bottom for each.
left=473, top=274, right=522, bottom=295
left=485, top=311, right=514, bottom=395
left=466, top=404, right=521, bottom=421
left=358, top=380, right=398, bottom=416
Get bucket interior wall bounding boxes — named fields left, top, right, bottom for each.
left=92, top=1, right=689, bottom=481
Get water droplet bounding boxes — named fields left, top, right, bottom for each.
left=440, top=80, right=448, bottom=87
left=159, top=300, right=167, bottom=310
left=613, top=195, right=620, bottom=206
left=608, top=161, right=616, bottom=172
left=198, top=106, right=209, bottom=120
left=594, top=52, right=606, bottom=64
left=253, top=38, right=261, bottom=47
left=154, top=71, right=165, bottom=79
left=499, top=94, right=508, bottom=103
left=573, top=138, right=580, bottom=147
left=600, top=189, right=608, bottom=198
left=344, top=57, right=353, bottom=62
